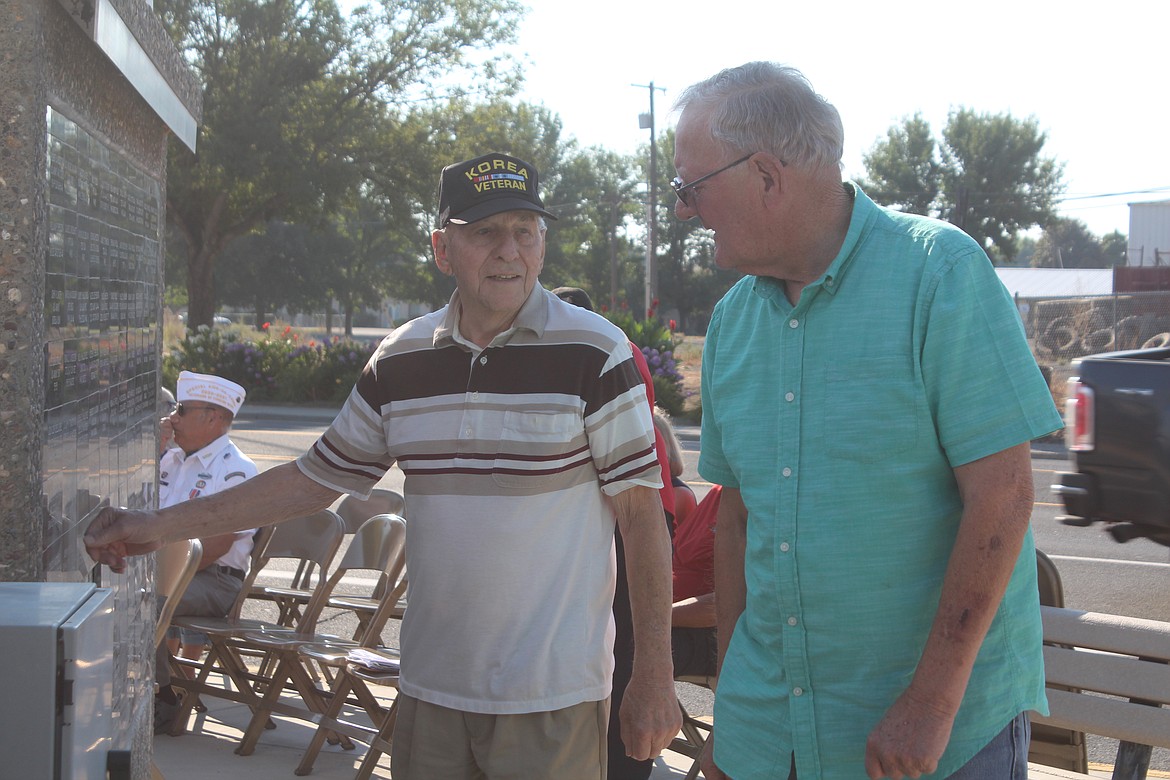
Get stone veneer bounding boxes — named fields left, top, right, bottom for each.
left=0, top=0, right=200, bottom=772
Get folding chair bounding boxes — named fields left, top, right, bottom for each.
left=247, top=508, right=348, bottom=628
left=232, top=513, right=408, bottom=757
left=166, top=511, right=346, bottom=733
left=293, top=648, right=401, bottom=778
left=670, top=673, right=717, bottom=780
left=334, top=488, right=406, bottom=534
left=155, top=539, right=204, bottom=650
left=332, top=492, right=409, bottom=635
left=152, top=539, right=201, bottom=777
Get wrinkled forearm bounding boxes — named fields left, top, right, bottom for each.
left=908, top=443, right=1035, bottom=713
left=613, top=485, right=676, bottom=685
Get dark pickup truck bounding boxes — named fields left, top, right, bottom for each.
left=1054, top=346, right=1170, bottom=547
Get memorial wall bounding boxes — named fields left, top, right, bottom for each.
left=0, top=0, right=200, bottom=769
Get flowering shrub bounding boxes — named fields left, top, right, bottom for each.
left=162, top=324, right=376, bottom=404
left=602, top=304, right=687, bottom=417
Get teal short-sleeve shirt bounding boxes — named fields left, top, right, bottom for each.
left=699, top=183, right=1062, bottom=779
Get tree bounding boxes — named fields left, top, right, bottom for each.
left=322, top=192, right=422, bottom=336
left=1100, top=231, right=1128, bottom=267
left=644, top=130, right=741, bottom=333
left=539, top=146, right=644, bottom=307
left=1031, top=218, right=1122, bottom=268
left=160, top=0, right=524, bottom=328
left=860, top=109, right=1065, bottom=263
left=216, top=221, right=331, bottom=326
left=859, top=113, right=940, bottom=215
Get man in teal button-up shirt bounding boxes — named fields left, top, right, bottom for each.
left=672, top=63, right=1063, bottom=780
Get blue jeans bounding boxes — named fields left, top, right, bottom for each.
left=784, top=712, right=1031, bottom=780
left=944, top=712, right=1031, bottom=780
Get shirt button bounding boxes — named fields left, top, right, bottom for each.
left=471, top=391, right=479, bottom=400
left=464, top=427, right=472, bottom=437
left=779, top=542, right=790, bottom=552
left=479, top=356, right=488, bottom=365
left=782, top=467, right=792, bottom=477
left=785, top=392, right=795, bottom=402
left=788, top=319, right=799, bottom=329
left=793, top=687, right=804, bottom=697
left=787, top=616, right=798, bottom=626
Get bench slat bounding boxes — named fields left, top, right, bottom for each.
left=1043, top=645, right=1170, bottom=704
left=1036, top=688, right=1170, bottom=749
left=1041, top=606, right=1170, bottom=661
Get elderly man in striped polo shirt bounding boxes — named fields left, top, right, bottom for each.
left=87, top=151, right=681, bottom=779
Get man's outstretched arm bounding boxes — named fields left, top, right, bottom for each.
left=85, top=461, right=341, bottom=571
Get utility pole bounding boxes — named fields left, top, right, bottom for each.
left=634, top=81, right=666, bottom=320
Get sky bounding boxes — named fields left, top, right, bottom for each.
left=511, top=0, right=1169, bottom=238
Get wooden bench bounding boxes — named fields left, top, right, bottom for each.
left=1028, top=605, right=1170, bottom=780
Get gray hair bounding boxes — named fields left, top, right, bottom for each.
left=673, top=62, right=844, bottom=170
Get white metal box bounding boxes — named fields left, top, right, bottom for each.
left=0, top=582, right=114, bottom=779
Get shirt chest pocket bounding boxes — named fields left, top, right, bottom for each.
left=493, top=410, right=585, bottom=488
left=823, top=360, right=921, bottom=462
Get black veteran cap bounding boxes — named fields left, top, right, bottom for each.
left=438, top=152, right=558, bottom=227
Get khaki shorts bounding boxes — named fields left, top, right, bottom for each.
left=391, top=694, right=609, bottom=780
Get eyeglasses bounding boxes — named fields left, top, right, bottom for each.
left=173, top=402, right=220, bottom=417
left=670, top=154, right=754, bottom=207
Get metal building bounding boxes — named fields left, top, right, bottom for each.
left=1127, top=200, right=1170, bottom=266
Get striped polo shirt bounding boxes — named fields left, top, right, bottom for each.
left=297, top=285, right=662, bottom=713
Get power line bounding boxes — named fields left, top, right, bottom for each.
left=1059, top=186, right=1170, bottom=203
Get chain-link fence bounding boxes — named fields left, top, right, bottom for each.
left=1021, top=291, right=1170, bottom=431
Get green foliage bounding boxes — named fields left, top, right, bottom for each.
left=1031, top=218, right=1123, bottom=268
left=859, top=113, right=940, bottom=215
left=603, top=307, right=671, bottom=350
left=860, top=109, right=1066, bottom=263
left=1100, top=231, right=1129, bottom=267
left=642, top=129, right=741, bottom=333
left=162, top=324, right=374, bottom=404
left=217, top=221, right=332, bottom=328
left=160, top=0, right=526, bottom=327
left=602, top=308, right=688, bottom=417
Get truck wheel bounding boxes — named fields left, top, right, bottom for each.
left=1142, top=332, right=1170, bottom=349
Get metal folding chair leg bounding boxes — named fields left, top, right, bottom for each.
left=669, top=674, right=717, bottom=780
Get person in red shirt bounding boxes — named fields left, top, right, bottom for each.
left=671, top=485, right=719, bottom=677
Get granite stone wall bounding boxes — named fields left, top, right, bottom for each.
left=0, top=0, right=199, bottom=770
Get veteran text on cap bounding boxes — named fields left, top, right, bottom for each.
left=437, top=152, right=557, bottom=227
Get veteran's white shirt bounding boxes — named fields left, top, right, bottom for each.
left=159, top=433, right=259, bottom=571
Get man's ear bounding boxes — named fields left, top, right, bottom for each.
left=432, top=230, right=453, bottom=276
left=754, top=152, right=786, bottom=200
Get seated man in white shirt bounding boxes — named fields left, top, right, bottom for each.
left=156, top=371, right=258, bottom=731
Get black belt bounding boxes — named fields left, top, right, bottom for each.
left=215, top=565, right=245, bottom=581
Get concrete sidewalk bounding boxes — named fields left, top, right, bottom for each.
left=152, top=692, right=701, bottom=779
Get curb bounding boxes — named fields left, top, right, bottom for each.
left=236, top=404, right=341, bottom=424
